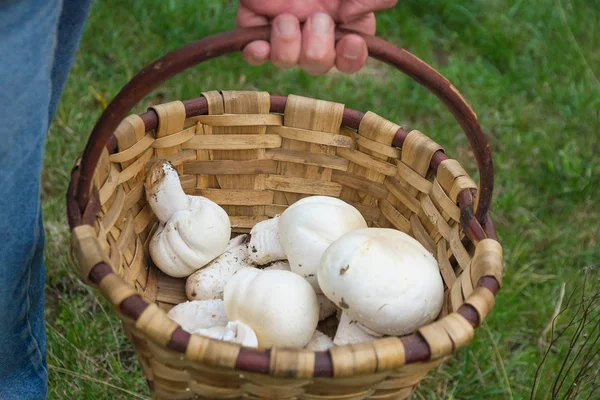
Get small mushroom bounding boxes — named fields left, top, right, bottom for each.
left=186, top=235, right=253, bottom=301
left=195, top=320, right=258, bottom=348
left=146, top=160, right=231, bottom=277
left=305, top=330, right=335, bottom=351
left=333, top=312, right=382, bottom=346
left=166, top=299, right=228, bottom=333
left=278, top=196, right=367, bottom=292
left=224, top=268, right=319, bottom=348
left=263, top=260, right=337, bottom=320
left=318, top=228, right=444, bottom=337
left=247, top=217, right=286, bottom=265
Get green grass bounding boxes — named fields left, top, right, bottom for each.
left=44, top=0, right=600, bottom=398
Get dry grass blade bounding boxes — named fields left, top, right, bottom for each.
left=531, top=266, right=600, bottom=399
left=46, top=324, right=104, bottom=371
left=538, top=282, right=566, bottom=351
left=48, top=364, right=150, bottom=400
left=483, top=322, right=514, bottom=400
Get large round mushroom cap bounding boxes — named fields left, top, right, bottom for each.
left=224, top=268, right=319, bottom=348
left=318, top=228, right=444, bottom=336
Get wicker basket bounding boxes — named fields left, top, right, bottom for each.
left=67, top=27, right=503, bottom=400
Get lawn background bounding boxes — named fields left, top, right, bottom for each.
left=43, top=0, right=600, bottom=398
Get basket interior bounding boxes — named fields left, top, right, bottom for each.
left=95, top=91, right=478, bottom=313
left=82, top=90, right=501, bottom=398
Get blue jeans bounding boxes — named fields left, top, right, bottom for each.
left=0, top=0, right=91, bottom=398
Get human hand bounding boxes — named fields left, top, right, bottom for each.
left=236, top=0, right=397, bottom=75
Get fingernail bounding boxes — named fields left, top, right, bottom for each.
left=344, top=45, right=360, bottom=60
left=275, top=16, right=296, bottom=38
left=311, top=13, right=332, bottom=35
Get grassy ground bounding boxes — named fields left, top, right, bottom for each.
left=43, top=0, right=600, bottom=398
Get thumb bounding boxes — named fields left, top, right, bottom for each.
left=338, top=0, right=398, bottom=24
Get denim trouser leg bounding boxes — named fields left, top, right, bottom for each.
left=0, top=0, right=91, bottom=398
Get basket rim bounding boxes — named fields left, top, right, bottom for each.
left=67, top=93, right=501, bottom=379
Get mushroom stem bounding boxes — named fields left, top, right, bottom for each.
left=186, top=236, right=253, bottom=301
left=145, top=160, right=190, bottom=223
left=333, top=312, right=382, bottom=346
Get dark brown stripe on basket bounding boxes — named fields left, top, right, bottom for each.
left=183, top=97, right=209, bottom=118
left=401, top=334, right=430, bottom=363
left=458, top=191, right=485, bottom=240
left=391, top=128, right=410, bottom=148
left=106, top=135, right=117, bottom=154
left=269, top=95, right=286, bottom=114
left=456, top=277, right=500, bottom=327
left=67, top=167, right=82, bottom=229
left=120, top=295, right=149, bottom=320
left=342, top=108, right=365, bottom=129
left=457, top=304, right=480, bottom=327
left=430, top=151, right=448, bottom=173
left=88, top=262, right=113, bottom=284
left=82, top=186, right=101, bottom=226
left=235, top=348, right=271, bottom=374
left=314, top=351, right=334, bottom=377
left=480, top=276, right=500, bottom=295
left=460, top=206, right=485, bottom=245
left=484, top=213, right=498, bottom=240
left=167, top=327, right=191, bottom=353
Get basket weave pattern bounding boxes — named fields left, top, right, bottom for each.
left=70, top=90, right=502, bottom=399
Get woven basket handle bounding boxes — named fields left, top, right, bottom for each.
left=76, top=26, right=493, bottom=222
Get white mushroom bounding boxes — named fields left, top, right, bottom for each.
left=278, top=196, right=367, bottom=292
left=318, top=228, right=444, bottom=336
left=333, top=312, right=382, bottom=346
left=224, top=268, right=319, bottom=348
left=186, top=236, right=252, bottom=301
left=167, top=299, right=228, bottom=333
left=305, top=330, right=335, bottom=351
left=248, top=217, right=286, bottom=265
left=146, top=160, right=231, bottom=278
left=263, top=260, right=337, bottom=321
left=195, top=321, right=258, bottom=348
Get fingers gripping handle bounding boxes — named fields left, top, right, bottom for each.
left=76, top=26, right=493, bottom=223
